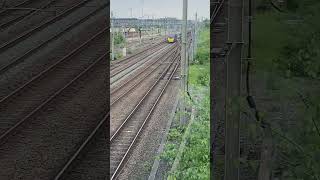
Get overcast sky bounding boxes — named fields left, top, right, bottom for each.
left=111, top=0, right=209, bottom=20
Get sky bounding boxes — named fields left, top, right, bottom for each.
left=111, top=0, right=209, bottom=20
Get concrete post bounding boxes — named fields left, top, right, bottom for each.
left=180, top=0, right=188, bottom=124
left=194, top=13, right=198, bottom=60
left=111, top=12, right=115, bottom=61
left=123, top=27, right=127, bottom=57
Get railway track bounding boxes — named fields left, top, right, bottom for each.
left=0, top=0, right=31, bottom=12
left=53, top=113, right=110, bottom=180
left=0, top=0, right=105, bottom=49
left=111, top=44, right=179, bottom=134
left=0, top=3, right=107, bottom=72
left=0, top=0, right=34, bottom=16
left=0, top=0, right=54, bottom=30
left=0, top=1, right=109, bottom=179
left=110, top=40, right=165, bottom=69
left=0, top=0, right=92, bottom=35
left=51, top=33, right=177, bottom=180
left=112, top=36, right=164, bottom=58
left=0, top=26, right=107, bottom=137
left=0, top=52, right=108, bottom=179
left=110, top=47, right=180, bottom=179
left=111, top=45, right=179, bottom=102
left=0, top=4, right=108, bottom=99
left=111, top=43, right=170, bottom=74
left=110, top=43, right=174, bottom=84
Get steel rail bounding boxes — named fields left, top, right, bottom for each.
left=111, top=44, right=179, bottom=94
left=0, top=0, right=96, bottom=51
left=53, top=112, right=110, bottom=180
left=110, top=40, right=164, bottom=68
left=0, top=0, right=57, bottom=29
left=111, top=43, right=172, bottom=78
left=0, top=27, right=107, bottom=105
left=54, top=43, right=178, bottom=180
left=110, top=43, right=175, bottom=85
left=110, top=53, right=180, bottom=180
left=0, top=42, right=107, bottom=145
left=111, top=45, right=179, bottom=106
left=0, top=4, right=107, bottom=74
left=211, top=0, right=225, bottom=23
left=0, top=0, right=33, bottom=16
left=110, top=42, right=168, bottom=74
left=110, top=49, right=179, bottom=142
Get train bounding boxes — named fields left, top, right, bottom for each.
left=166, top=34, right=178, bottom=43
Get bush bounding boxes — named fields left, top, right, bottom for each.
left=196, top=71, right=209, bottom=86
left=195, top=48, right=209, bottom=65
left=256, top=1, right=320, bottom=178
left=195, top=27, right=209, bottom=65
left=189, top=27, right=209, bottom=87
left=170, top=91, right=210, bottom=179
left=274, top=1, right=320, bottom=79
left=114, top=32, right=125, bottom=45
left=275, top=35, right=320, bottom=79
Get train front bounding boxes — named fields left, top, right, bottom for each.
left=167, top=34, right=175, bottom=43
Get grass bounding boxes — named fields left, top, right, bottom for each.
left=163, top=87, right=210, bottom=180
left=189, top=65, right=209, bottom=86
left=170, top=92, right=210, bottom=180
left=161, top=25, right=210, bottom=180
left=189, top=26, right=210, bottom=87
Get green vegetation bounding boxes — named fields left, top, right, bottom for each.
left=251, top=1, right=320, bottom=179
left=275, top=2, right=320, bottom=79
left=161, top=126, right=185, bottom=164
left=161, top=25, right=210, bottom=179
left=189, top=27, right=210, bottom=86
left=163, top=88, right=210, bottom=180
left=168, top=94, right=210, bottom=180
left=114, top=32, right=125, bottom=45
left=253, top=12, right=288, bottom=70
left=254, top=1, right=320, bottom=79
left=189, top=65, right=209, bottom=86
